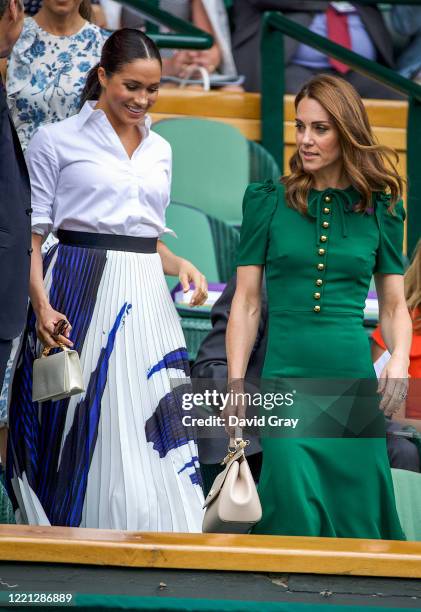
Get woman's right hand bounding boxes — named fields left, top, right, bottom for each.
left=222, top=380, right=247, bottom=437
left=35, top=305, right=73, bottom=349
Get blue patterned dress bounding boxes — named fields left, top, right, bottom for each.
left=6, top=17, right=108, bottom=151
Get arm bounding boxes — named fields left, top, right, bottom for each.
left=223, top=265, right=263, bottom=434
left=30, top=234, right=73, bottom=348
left=25, top=128, right=72, bottom=348
left=190, top=0, right=221, bottom=73
left=227, top=265, right=263, bottom=381
left=375, top=273, right=412, bottom=416
left=157, top=240, right=208, bottom=306
left=0, top=58, right=7, bottom=85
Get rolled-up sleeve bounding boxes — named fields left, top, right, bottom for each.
left=25, top=126, right=60, bottom=236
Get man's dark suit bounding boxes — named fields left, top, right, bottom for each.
left=0, top=80, right=31, bottom=387
left=232, top=0, right=401, bottom=99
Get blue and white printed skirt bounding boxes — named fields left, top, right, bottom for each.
left=6, top=241, right=204, bottom=531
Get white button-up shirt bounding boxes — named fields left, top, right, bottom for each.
left=26, top=101, right=173, bottom=238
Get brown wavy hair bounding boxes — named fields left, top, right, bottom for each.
left=282, top=74, right=403, bottom=214
left=405, top=240, right=421, bottom=332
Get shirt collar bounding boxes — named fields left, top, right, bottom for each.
left=76, top=100, right=152, bottom=138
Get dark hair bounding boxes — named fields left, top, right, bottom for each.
left=0, top=0, right=9, bottom=19
left=79, top=0, right=91, bottom=21
left=80, top=28, right=162, bottom=107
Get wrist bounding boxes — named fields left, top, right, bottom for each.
left=391, top=351, right=410, bottom=366
left=32, top=299, right=51, bottom=317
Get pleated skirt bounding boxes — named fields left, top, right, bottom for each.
left=6, top=242, right=204, bottom=531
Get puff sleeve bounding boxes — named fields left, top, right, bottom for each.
left=374, top=196, right=406, bottom=275
left=236, top=180, right=278, bottom=266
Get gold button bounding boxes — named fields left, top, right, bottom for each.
left=314, top=292, right=321, bottom=300
left=320, top=235, right=327, bottom=242
left=322, top=221, right=329, bottom=228
left=316, top=279, right=323, bottom=286
left=314, top=305, right=321, bottom=313
left=323, top=207, right=330, bottom=214
left=318, top=248, right=325, bottom=256
left=324, top=195, right=331, bottom=203
left=317, top=263, right=325, bottom=271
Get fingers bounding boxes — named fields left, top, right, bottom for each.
left=36, top=311, right=74, bottom=349
left=377, top=371, right=387, bottom=394
left=379, top=377, right=408, bottom=417
left=189, top=274, right=208, bottom=307
left=179, top=273, right=190, bottom=293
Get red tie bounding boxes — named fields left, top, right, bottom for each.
left=326, top=6, right=352, bottom=74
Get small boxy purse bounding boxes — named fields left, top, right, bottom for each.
left=202, top=439, right=262, bottom=534
left=32, top=344, right=85, bottom=403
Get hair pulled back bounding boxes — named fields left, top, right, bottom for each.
left=80, top=28, right=162, bottom=108
left=282, top=74, right=403, bottom=214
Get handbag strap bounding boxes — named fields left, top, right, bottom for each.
left=222, top=438, right=249, bottom=466
left=178, top=64, right=211, bottom=91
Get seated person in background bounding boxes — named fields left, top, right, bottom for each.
left=121, top=0, right=238, bottom=83
left=1, top=0, right=108, bottom=150
left=391, top=5, right=421, bottom=82
left=372, top=240, right=421, bottom=463
left=24, top=0, right=107, bottom=30
left=193, top=273, right=420, bottom=491
left=231, top=0, right=402, bottom=99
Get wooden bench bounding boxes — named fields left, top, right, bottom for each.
left=151, top=89, right=408, bottom=179
left=1, top=525, right=421, bottom=578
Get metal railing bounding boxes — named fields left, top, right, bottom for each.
left=261, top=4, right=421, bottom=254
left=117, top=0, right=213, bottom=49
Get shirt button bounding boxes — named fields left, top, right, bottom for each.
left=320, top=235, right=328, bottom=242
left=318, top=248, right=325, bottom=256
left=323, top=207, right=330, bottom=214
left=27, top=247, right=33, bottom=254
left=26, top=208, right=33, bottom=215
left=314, top=292, right=321, bottom=300
left=322, top=221, right=329, bottom=228
left=316, top=279, right=323, bottom=286
left=314, top=305, right=321, bottom=313
left=324, top=196, right=331, bottom=203
left=317, top=263, right=325, bottom=271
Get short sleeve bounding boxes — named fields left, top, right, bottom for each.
left=236, top=181, right=278, bottom=266
left=25, top=126, right=60, bottom=236
left=374, top=196, right=406, bottom=275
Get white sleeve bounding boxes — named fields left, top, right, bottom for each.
left=25, top=127, right=60, bottom=236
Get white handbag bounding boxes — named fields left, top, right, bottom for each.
left=32, top=344, right=85, bottom=403
left=202, top=439, right=262, bottom=534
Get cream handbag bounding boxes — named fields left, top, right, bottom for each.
left=202, top=439, right=262, bottom=533
left=32, top=344, right=85, bottom=403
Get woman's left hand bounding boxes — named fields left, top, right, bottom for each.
left=378, top=354, right=409, bottom=417
left=178, top=259, right=208, bottom=306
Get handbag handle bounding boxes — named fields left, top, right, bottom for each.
left=41, top=343, right=70, bottom=358
left=178, top=64, right=211, bottom=91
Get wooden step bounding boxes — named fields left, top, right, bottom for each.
left=1, top=526, right=421, bottom=579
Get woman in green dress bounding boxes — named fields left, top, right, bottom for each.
left=225, top=74, right=412, bottom=539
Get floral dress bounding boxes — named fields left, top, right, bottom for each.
left=6, top=17, right=108, bottom=151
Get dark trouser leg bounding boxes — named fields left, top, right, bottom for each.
left=345, top=71, right=405, bottom=100
left=285, top=64, right=404, bottom=100
left=285, top=64, right=318, bottom=94
left=0, top=340, right=12, bottom=393
left=386, top=419, right=421, bottom=472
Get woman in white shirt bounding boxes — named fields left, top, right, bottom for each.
left=6, top=28, right=207, bottom=531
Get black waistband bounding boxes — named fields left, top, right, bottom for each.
left=57, top=230, right=158, bottom=253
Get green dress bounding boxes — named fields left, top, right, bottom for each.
left=237, top=180, right=406, bottom=540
